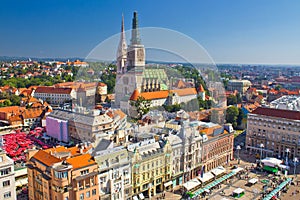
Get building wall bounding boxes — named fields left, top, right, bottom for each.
left=46, top=117, right=69, bottom=142
left=246, top=113, right=300, bottom=159
left=94, top=148, right=132, bottom=200
left=0, top=152, right=16, bottom=200
left=201, top=134, right=234, bottom=172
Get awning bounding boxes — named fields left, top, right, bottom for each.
left=139, top=193, right=145, bottom=200
left=164, top=181, right=173, bottom=187
left=263, top=165, right=278, bottom=173
left=133, top=196, right=139, bottom=200
left=198, top=172, right=214, bottom=183
left=278, top=164, right=289, bottom=170
left=211, top=166, right=226, bottom=176
left=232, top=167, right=244, bottom=173
left=182, top=178, right=201, bottom=191
left=248, top=178, right=258, bottom=184
left=233, top=188, right=244, bottom=194
left=261, top=157, right=282, bottom=166
left=15, top=178, right=28, bottom=187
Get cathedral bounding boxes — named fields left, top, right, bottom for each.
left=114, top=12, right=206, bottom=116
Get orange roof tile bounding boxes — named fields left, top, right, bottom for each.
left=130, top=89, right=141, bottom=100
left=32, top=150, right=62, bottom=166
left=97, top=82, right=107, bottom=87
left=198, top=84, right=205, bottom=92
left=66, top=154, right=96, bottom=169
left=0, top=106, right=25, bottom=114
left=170, top=88, right=197, bottom=96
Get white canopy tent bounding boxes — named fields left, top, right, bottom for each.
left=261, top=157, right=282, bottom=167
left=233, top=188, right=245, bottom=194
left=139, top=193, right=145, bottom=200
left=278, top=164, right=290, bottom=170
left=133, top=196, right=139, bottom=200
left=232, top=167, right=244, bottom=173
left=248, top=178, right=258, bottom=185
left=182, top=178, right=201, bottom=191
left=211, top=166, right=226, bottom=176
left=198, top=172, right=214, bottom=183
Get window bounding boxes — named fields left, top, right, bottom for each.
left=3, top=192, right=11, bottom=199
left=80, top=169, right=89, bottom=176
left=92, top=189, right=97, bottom=196
left=3, top=180, right=10, bottom=187
left=80, top=193, right=84, bottom=200
left=0, top=168, right=11, bottom=176
left=86, top=191, right=90, bottom=198
left=54, top=171, right=68, bottom=179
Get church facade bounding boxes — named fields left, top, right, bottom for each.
left=114, top=12, right=205, bottom=116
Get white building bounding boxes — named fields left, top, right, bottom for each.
left=0, top=149, right=16, bottom=200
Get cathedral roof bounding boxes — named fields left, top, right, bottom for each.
left=130, top=89, right=140, bottom=101
left=130, top=88, right=197, bottom=101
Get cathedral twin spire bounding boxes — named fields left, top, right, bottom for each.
left=116, top=11, right=143, bottom=74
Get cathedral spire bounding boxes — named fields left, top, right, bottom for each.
left=117, top=14, right=127, bottom=74
left=131, top=11, right=141, bottom=45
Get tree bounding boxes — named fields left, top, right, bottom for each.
left=226, top=106, right=239, bottom=128
left=163, top=103, right=181, bottom=112
left=237, top=108, right=244, bottom=126
left=131, top=96, right=151, bottom=119
left=275, top=85, right=282, bottom=91
left=227, top=94, right=237, bottom=106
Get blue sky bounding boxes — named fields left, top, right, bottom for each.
left=1, top=0, right=300, bottom=64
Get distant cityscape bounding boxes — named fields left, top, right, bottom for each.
left=0, top=10, right=300, bottom=200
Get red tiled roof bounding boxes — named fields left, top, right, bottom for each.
left=35, top=86, right=72, bottom=94
left=66, top=154, right=96, bottom=169
left=32, top=150, right=62, bottom=166
left=98, top=82, right=107, bottom=87
left=130, top=88, right=197, bottom=101
left=130, top=89, right=141, bottom=101
left=198, top=84, right=205, bottom=93
left=252, top=107, right=300, bottom=120
left=170, top=88, right=197, bottom=96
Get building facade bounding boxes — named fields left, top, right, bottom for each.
left=227, top=80, right=252, bottom=94
left=129, top=140, right=172, bottom=198
left=26, top=145, right=99, bottom=200
left=46, top=109, right=127, bottom=143
left=246, top=107, right=300, bottom=159
left=34, top=87, right=76, bottom=105
left=201, top=126, right=234, bottom=172
left=0, top=149, right=16, bottom=200
left=92, top=140, right=132, bottom=200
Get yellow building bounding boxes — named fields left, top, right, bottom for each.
left=130, top=140, right=172, bottom=199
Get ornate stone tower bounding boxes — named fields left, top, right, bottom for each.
left=116, top=14, right=127, bottom=75
left=114, top=12, right=146, bottom=113
left=127, top=11, right=145, bottom=70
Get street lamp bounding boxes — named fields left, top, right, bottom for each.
left=236, top=145, right=241, bottom=164
left=285, top=148, right=290, bottom=166
left=293, top=157, right=298, bottom=177
left=260, top=143, right=264, bottom=162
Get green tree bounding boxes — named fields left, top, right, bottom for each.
left=237, top=108, right=244, bottom=126
left=227, top=94, right=237, bottom=106
left=226, top=106, right=239, bottom=128
left=131, top=96, right=151, bottom=119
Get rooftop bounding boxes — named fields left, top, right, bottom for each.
left=252, top=107, right=300, bottom=120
